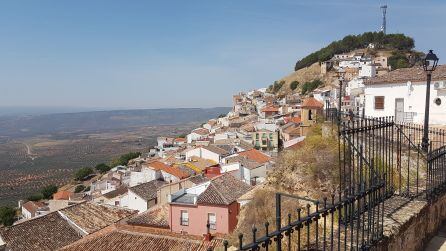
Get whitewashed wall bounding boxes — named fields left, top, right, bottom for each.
left=127, top=190, right=147, bottom=212
left=364, top=81, right=446, bottom=125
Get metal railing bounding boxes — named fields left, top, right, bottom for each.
left=215, top=108, right=446, bottom=251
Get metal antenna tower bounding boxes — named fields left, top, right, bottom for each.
left=380, top=5, right=387, bottom=34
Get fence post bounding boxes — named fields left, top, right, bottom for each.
left=276, top=193, right=282, bottom=251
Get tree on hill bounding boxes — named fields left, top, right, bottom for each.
left=110, top=152, right=141, bottom=167
left=301, top=79, right=323, bottom=95
left=267, top=80, right=285, bottom=94
left=95, top=163, right=111, bottom=174
left=290, top=81, right=300, bottom=91
left=0, top=206, right=16, bottom=226
left=294, top=32, right=415, bottom=71
left=74, top=167, right=94, bottom=181
left=388, top=51, right=412, bottom=70
left=27, top=193, right=44, bottom=201
left=40, top=184, right=58, bottom=199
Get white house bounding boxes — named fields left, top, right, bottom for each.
left=185, top=145, right=229, bottom=163
left=129, top=165, right=161, bottom=187
left=346, top=78, right=365, bottom=96
left=127, top=180, right=167, bottom=212
left=364, top=65, right=446, bottom=124
left=21, top=201, right=48, bottom=219
left=94, top=186, right=129, bottom=207
left=221, top=155, right=269, bottom=185
left=359, top=64, right=376, bottom=78
left=187, top=128, right=209, bottom=144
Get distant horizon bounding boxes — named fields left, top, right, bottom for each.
left=0, top=105, right=232, bottom=117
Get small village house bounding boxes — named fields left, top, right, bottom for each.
left=364, top=65, right=446, bottom=124
left=21, top=201, right=48, bottom=219
left=128, top=180, right=167, bottom=212
left=168, top=173, right=251, bottom=236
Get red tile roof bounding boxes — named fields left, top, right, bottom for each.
left=22, top=201, right=46, bottom=215
left=261, top=106, right=279, bottom=113
left=301, top=97, right=323, bottom=109
left=60, top=227, right=223, bottom=251
left=148, top=160, right=190, bottom=179
left=53, top=190, right=73, bottom=200
left=284, top=116, right=301, bottom=124
left=238, top=149, right=271, bottom=164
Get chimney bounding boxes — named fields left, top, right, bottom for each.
left=203, top=223, right=213, bottom=241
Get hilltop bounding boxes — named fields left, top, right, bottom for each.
left=267, top=32, right=423, bottom=96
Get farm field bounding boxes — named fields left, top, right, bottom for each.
left=0, top=124, right=197, bottom=206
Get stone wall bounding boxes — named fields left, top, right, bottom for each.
left=375, top=194, right=446, bottom=251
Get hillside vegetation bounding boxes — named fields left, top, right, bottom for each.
left=294, top=32, right=415, bottom=71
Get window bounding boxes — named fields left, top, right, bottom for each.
left=208, top=213, right=216, bottom=230
left=180, top=210, right=189, bottom=226
left=374, top=96, right=384, bottom=110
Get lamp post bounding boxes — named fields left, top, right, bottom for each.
left=421, top=50, right=439, bottom=152
left=337, top=68, right=346, bottom=124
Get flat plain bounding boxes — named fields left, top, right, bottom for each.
left=0, top=107, right=229, bottom=206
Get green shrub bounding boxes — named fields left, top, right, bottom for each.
left=74, top=167, right=94, bottom=181
left=290, top=81, right=300, bottom=90
left=74, top=185, right=86, bottom=193
left=110, top=152, right=141, bottom=167
left=388, top=52, right=410, bottom=70
left=40, top=184, right=58, bottom=199
left=0, top=206, right=16, bottom=226
left=27, top=193, right=44, bottom=201
left=301, top=79, right=323, bottom=95
left=95, top=163, right=111, bottom=174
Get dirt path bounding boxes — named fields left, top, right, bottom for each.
left=23, top=142, right=37, bottom=160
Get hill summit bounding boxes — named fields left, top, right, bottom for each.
left=267, top=32, right=423, bottom=96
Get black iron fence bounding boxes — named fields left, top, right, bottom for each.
left=217, top=108, right=446, bottom=251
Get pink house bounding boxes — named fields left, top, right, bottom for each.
left=168, top=173, right=252, bottom=236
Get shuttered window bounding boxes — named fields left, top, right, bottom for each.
left=374, top=96, right=384, bottom=110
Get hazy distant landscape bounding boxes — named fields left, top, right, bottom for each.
left=0, top=107, right=230, bottom=206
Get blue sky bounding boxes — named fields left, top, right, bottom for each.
left=0, top=0, right=445, bottom=110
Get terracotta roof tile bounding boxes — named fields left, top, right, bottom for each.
left=60, top=202, right=137, bottom=234
left=0, top=212, right=82, bottom=251
left=202, top=145, right=229, bottom=155
left=61, top=228, right=223, bottom=251
left=261, top=106, right=279, bottom=113
left=197, top=173, right=252, bottom=205
left=127, top=206, right=169, bottom=228
left=53, top=190, right=73, bottom=200
left=284, top=116, right=302, bottom=124
left=22, top=201, right=47, bottom=214
left=129, top=180, right=167, bottom=201
left=365, top=65, right=446, bottom=85
left=301, top=97, right=324, bottom=109
left=238, top=149, right=271, bottom=164
left=102, top=186, right=128, bottom=199
left=148, top=161, right=190, bottom=179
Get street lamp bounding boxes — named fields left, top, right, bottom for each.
left=337, top=68, right=346, bottom=123
left=421, top=50, right=439, bottom=152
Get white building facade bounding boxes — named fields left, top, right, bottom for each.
left=364, top=66, right=446, bottom=125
